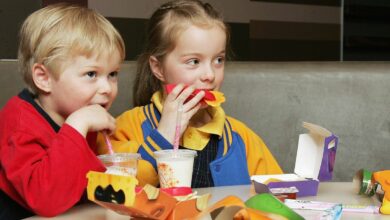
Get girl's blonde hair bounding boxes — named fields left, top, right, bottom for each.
left=18, top=3, right=125, bottom=95
left=133, top=0, right=230, bottom=106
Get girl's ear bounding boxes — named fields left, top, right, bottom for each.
left=149, top=56, right=166, bottom=82
left=31, top=63, right=53, bottom=93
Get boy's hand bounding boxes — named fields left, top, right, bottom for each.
left=65, top=104, right=116, bottom=137
left=157, top=84, right=205, bottom=144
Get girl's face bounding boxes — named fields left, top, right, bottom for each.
left=44, top=50, right=121, bottom=124
left=152, top=25, right=226, bottom=92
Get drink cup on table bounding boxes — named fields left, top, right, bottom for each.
left=154, top=149, right=197, bottom=188
left=98, top=153, right=140, bottom=176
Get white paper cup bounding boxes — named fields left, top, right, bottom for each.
left=154, top=149, right=197, bottom=188
left=98, top=153, right=140, bottom=177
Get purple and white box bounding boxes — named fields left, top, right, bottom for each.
left=251, top=122, right=338, bottom=197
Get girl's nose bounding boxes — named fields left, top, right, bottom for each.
left=200, top=65, right=215, bottom=82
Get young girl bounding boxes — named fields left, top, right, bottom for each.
left=100, top=0, right=282, bottom=188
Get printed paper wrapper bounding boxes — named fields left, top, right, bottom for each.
left=165, top=84, right=225, bottom=107
left=86, top=171, right=209, bottom=219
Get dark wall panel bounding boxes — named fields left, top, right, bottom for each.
left=251, top=0, right=341, bottom=6
left=107, top=17, right=148, bottom=60
left=0, top=0, right=42, bottom=59
left=250, top=20, right=340, bottom=61
left=344, top=0, right=390, bottom=61
left=107, top=19, right=252, bottom=61
left=228, top=23, right=250, bottom=61
left=250, top=39, right=340, bottom=61
left=250, top=21, right=339, bottom=41
left=42, top=0, right=87, bottom=7
left=0, top=1, right=342, bottom=61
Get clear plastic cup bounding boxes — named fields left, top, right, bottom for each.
left=154, top=149, right=197, bottom=188
left=98, top=153, right=140, bottom=177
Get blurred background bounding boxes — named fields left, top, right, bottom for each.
left=1, top=0, right=390, bottom=61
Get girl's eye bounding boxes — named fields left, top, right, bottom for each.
left=187, top=59, right=200, bottom=65
left=86, top=71, right=97, bottom=78
left=109, top=71, right=118, bottom=78
left=214, top=57, right=225, bottom=65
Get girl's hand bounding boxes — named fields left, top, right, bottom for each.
left=65, top=104, right=116, bottom=137
left=157, top=84, right=205, bottom=144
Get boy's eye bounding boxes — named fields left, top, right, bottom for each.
left=86, top=71, right=97, bottom=78
left=109, top=71, right=118, bottom=78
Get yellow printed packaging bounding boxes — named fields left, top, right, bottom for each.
left=86, top=171, right=209, bottom=219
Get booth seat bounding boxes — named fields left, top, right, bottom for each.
left=1, top=60, right=389, bottom=181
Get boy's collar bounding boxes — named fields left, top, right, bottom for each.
left=19, top=89, right=61, bottom=132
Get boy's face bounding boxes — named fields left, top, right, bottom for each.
left=156, top=25, right=226, bottom=92
left=48, top=50, right=121, bottom=120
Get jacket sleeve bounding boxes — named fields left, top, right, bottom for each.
left=227, top=117, right=283, bottom=175
left=96, top=107, right=172, bottom=187
left=2, top=124, right=105, bottom=217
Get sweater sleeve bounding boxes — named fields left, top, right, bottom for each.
left=227, top=117, right=283, bottom=175
left=96, top=107, right=172, bottom=187
left=2, top=124, right=105, bottom=217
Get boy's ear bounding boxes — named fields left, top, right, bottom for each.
left=149, top=56, right=166, bottom=82
left=31, top=63, right=53, bottom=93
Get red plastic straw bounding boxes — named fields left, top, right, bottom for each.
left=103, top=131, right=114, bottom=155
left=173, top=105, right=183, bottom=151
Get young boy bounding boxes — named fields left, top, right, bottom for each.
left=0, top=4, right=125, bottom=218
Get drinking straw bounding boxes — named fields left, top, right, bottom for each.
left=103, top=131, right=114, bottom=155
left=173, top=104, right=183, bottom=151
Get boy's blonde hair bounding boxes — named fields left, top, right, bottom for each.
left=133, top=0, right=230, bottom=106
left=18, top=3, right=125, bottom=95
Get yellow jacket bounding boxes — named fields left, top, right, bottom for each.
left=97, top=92, right=282, bottom=186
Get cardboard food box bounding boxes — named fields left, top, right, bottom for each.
left=86, top=171, right=209, bottom=219
left=87, top=172, right=293, bottom=219
left=251, top=122, right=338, bottom=197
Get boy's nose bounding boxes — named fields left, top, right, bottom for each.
left=99, top=79, right=113, bottom=94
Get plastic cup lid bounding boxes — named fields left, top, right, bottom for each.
left=154, top=149, right=197, bottom=159
left=98, top=153, right=141, bottom=162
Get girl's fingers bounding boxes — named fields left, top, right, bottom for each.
left=165, top=84, right=205, bottom=102
left=164, top=84, right=204, bottom=113
left=166, top=83, right=185, bottom=102
left=182, top=90, right=205, bottom=111
left=184, top=103, right=202, bottom=121
left=176, top=85, right=195, bottom=103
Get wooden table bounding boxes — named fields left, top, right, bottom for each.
left=26, top=182, right=387, bottom=220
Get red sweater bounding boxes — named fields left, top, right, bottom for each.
left=0, top=90, right=105, bottom=217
